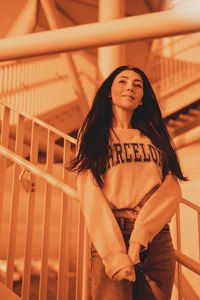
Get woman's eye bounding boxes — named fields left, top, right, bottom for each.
left=119, top=80, right=126, bottom=84
left=135, top=84, right=142, bottom=88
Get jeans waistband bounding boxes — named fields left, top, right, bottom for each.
left=115, top=216, right=169, bottom=232
left=112, top=208, right=139, bottom=219
left=115, top=216, right=135, bottom=229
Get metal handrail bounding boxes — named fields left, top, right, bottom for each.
left=0, top=5, right=200, bottom=61
left=0, top=144, right=79, bottom=202
left=181, top=197, right=200, bottom=213
left=0, top=101, right=77, bottom=144
left=175, top=249, right=200, bottom=276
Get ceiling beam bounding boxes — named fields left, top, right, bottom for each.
left=0, top=4, right=199, bottom=61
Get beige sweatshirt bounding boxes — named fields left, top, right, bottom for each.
left=77, top=128, right=182, bottom=278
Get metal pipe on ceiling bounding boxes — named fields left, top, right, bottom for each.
left=0, top=4, right=199, bottom=61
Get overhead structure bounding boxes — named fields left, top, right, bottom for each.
left=98, top=0, right=125, bottom=79
left=5, top=0, right=90, bottom=118
left=0, top=2, right=200, bottom=61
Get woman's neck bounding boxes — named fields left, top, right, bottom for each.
left=111, top=110, right=133, bottom=129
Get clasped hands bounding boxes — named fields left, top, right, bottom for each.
left=113, top=242, right=141, bottom=282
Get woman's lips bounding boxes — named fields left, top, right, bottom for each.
left=123, top=94, right=135, bottom=100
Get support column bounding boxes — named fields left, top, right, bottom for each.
left=98, top=0, right=125, bottom=80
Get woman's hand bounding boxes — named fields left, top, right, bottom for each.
left=128, top=241, right=142, bottom=265
left=113, top=265, right=136, bottom=282
left=112, top=242, right=142, bottom=282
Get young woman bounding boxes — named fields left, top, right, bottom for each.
left=67, top=66, right=187, bottom=299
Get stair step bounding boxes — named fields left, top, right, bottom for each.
left=188, top=108, right=200, bottom=116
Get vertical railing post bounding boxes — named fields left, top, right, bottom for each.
left=82, top=227, right=91, bottom=300
left=21, top=62, right=26, bottom=113
left=176, top=205, right=183, bottom=300
left=57, top=139, right=71, bottom=300
left=22, top=121, right=39, bottom=300
left=6, top=113, right=25, bottom=289
left=0, top=105, right=10, bottom=247
left=75, top=209, right=86, bottom=300
left=39, top=130, right=54, bottom=300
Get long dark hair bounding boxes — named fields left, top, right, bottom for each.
left=67, top=65, right=188, bottom=186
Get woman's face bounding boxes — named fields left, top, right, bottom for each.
left=110, top=69, right=144, bottom=112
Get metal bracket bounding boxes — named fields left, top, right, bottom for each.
left=19, top=169, right=35, bottom=193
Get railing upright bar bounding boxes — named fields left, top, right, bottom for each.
left=177, top=59, right=181, bottom=86
left=21, top=62, right=26, bottom=115
left=6, top=113, right=25, bottom=289
left=10, top=64, right=15, bottom=96
left=30, top=63, right=34, bottom=116
left=34, top=61, right=38, bottom=115
left=82, top=226, right=90, bottom=300
left=31, top=62, right=36, bottom=115
left=38, top=60, right=43, bottom=114
left=22, top=121, right=39, bottom=300
left=25, top=62, right=30, bottom=113
left=176, top=205, right=183, bottom=300
left=16, top=63, right=20, bottom=91
left=1, top=66, right=6, bottom=95
left=57, top=139, right=70, bottom=300
left=75, top=209, right=86, bottom=300
left=27, top=63, right=32, bottom=115
left=2, top=66, right=7, bottom=95
left=0, top=105, right=10, bottom=246
left=169, top=56, right=173, bottom=86
left=39, top=129, right=54, bottom=300
left=0, top=104, right=10, bottom=144
left=14, top=64, right=19, bottom=110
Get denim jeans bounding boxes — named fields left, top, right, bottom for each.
left=90, top=217, right=175, bottom=300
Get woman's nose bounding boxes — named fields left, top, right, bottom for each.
left=127, top=87, right=133, bottom=92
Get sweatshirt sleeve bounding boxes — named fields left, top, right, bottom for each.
left=129, top=174, right=182, bottom=249
left=77, top=170, right=132, bottom=278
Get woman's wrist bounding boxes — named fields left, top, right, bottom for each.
left=128, top=241, right=142, bottom=265
left=113, top=265, right=136, bottom=282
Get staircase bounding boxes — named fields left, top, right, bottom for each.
left=0, top=51, right=97, bottom=134
left=0, top=15, right=199, bottom=300
left=0, top=100, right=199, bottom=300
left=165, top=99, right=200, bottom=137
